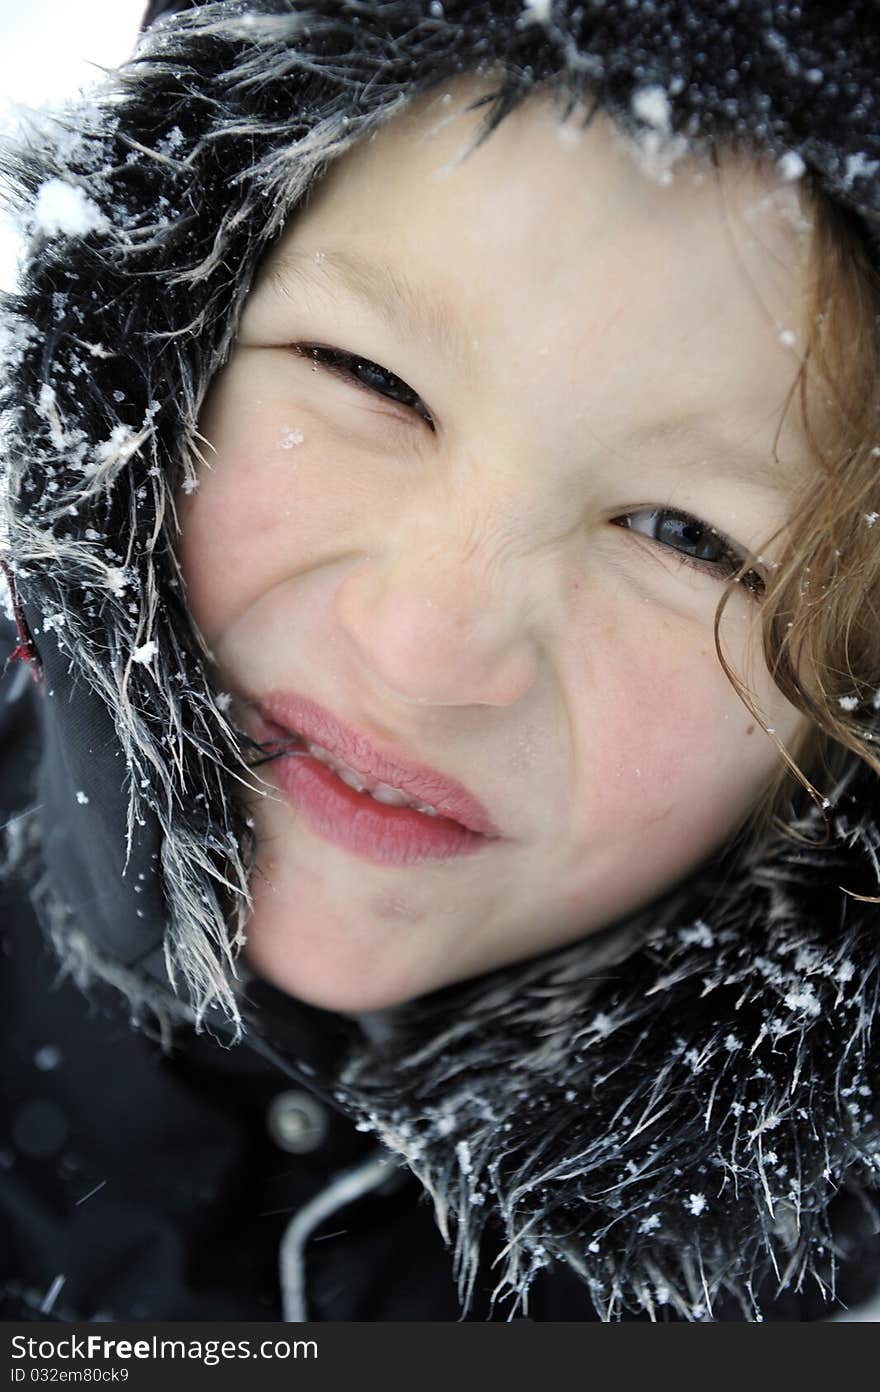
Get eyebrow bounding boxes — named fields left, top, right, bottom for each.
left=266, top=246, right=478, bottom=375
left=266, top=246, right=806, bottom=502
left=619, top=415, right=806, bottom=500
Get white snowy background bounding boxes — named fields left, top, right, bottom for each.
left=0, top=0, right=145, bottom=291
left=0, top=0, right=878, bottom=1323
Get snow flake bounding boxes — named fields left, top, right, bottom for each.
left=838, top=694, right=859, bottom=711
left=724, top=1034, right=741, bottom=1052
left=455, top=1139, right=472, bottom=1174
left=865, top=513, right=879, bottom=528
left=632, top=85, right=672, bottom=133
left=434, top=1102, right=459, bottom=1135
left=132, top=640, right=157, bottom=665
left=215, top=692, right=233, bottom=712
left=622, top=85, right=690, bottom=186
left=157, top=125, right=185, bottom=156
left=778, top=328, right=796, bottom=347
left=93, top=424, right=137, bottom=470
left=589, top=1012, right=614, bottom=1038
left=181, top=478, right=200, bottom=495
left=557, top=122, right=583, bottom=150
left=36, top=384, right=67, bottom=451
left=75, top=791, right=89, bottom=805
left=836, top=959, right=855, bottom=985
left=784, top=984, right=822, bottom=1018
left=638, top=1213, right=661, bottom=1234
left=843, top=152, right=880, bottom=191
left=777, top=151, right=806, bottom=182
left=679, top=920, right=714, bottom=949
left=34, top=179, right=106, bottom=238
left=104, top=569, right=128, bottom=598
left=279, top=424, right=305, bottom=449
left=684, top=1193, right=707, bottom=1216
left=519, top=0, right=552, bottom=23
left=793, top=944, right=826, bottom=975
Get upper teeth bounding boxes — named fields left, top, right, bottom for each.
left=304, top=741, right=441, bottom=817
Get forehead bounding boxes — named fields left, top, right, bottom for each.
left=274, top=72, right=810, bottom=280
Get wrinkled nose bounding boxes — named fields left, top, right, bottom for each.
left=335, top=550, right=538, bottom=707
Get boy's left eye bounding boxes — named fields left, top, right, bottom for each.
left=292, top=343, right=435, bottom=428
left=610, top=508, right=766, bottom=598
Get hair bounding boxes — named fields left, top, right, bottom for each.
left=703, top=157, right=880, bottom=866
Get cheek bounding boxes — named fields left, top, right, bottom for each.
left=555, top=620, right=777, bottom=923
left=585, top=622, right=765, bottom=836
left=177, top=390, right=320, bottom=639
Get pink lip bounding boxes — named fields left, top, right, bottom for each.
left=250, top=691, right=502, bottom=839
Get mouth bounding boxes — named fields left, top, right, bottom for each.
left=260, top=726, right=449, bottom=819
left=244, top=697, right=503, bottom=867
left=248, top=691, right=502, bottom=839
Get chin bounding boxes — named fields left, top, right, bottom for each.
left=238, top=933, right=436, bottom=1014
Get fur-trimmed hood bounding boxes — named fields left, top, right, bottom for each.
left=2, top=0, right=880, bottom=1322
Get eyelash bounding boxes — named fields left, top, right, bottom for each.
left=293, top=342, right=766, bottom=600
left=293, top=343, right=436, bottom=426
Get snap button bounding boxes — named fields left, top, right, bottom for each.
left=266, top=1089, right=329, bottom=1154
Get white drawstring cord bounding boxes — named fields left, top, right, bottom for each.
left=279, top=1147, right=400, bottom=1322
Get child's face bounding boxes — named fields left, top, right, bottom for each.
left=177, top=77, right=815, bottom=1012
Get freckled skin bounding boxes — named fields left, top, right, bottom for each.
left=176, top=76, right=814, bottom=1012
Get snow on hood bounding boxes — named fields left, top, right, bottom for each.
left=1, top=0, right=880, bottom=1321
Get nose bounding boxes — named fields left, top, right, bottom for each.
left=335, top=545, right=538, bottom=708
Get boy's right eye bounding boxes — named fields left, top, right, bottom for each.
left=292, top=343, right=435, bottom=429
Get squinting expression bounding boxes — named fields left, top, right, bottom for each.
left=176, top=76, right=815, bottom=1012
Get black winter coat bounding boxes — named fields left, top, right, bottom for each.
left=3, top=1, right=880, bottom=1325
left=3, top=613, right=880, bottom=1323
left=0, top=618, right=622, bottom=1323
